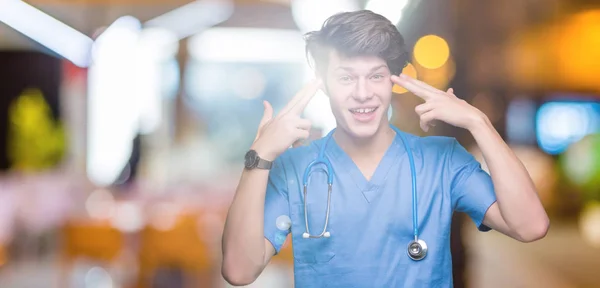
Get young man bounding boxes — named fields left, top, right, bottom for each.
left=221, top=10, right=549, bottom=287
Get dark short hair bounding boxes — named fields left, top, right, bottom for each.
left=304, top=10, right=410, bottom=77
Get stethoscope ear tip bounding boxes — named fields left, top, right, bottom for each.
left=301, top=231, right=331, bottom=238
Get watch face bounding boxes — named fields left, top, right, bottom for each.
left=244, top=150, right=258, bottom=168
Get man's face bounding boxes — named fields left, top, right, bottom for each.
left=322, top=50, right=394, bottom=139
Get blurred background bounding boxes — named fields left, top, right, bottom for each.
left=0, top=0, right=600, bottom=287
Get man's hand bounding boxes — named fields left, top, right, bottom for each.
left=251, top=79, right=322, bottom=160
left=393, top=74, right=549, bottom=242
left=391, top=74, right=485, bottom=132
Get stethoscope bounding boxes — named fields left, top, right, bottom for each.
left=300, top=125, right=427, bottom=261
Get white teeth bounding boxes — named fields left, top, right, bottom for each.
left=351, top=108, right=376, bottom=114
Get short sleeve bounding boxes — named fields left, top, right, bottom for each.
left=448, top=139, right=497, bottom=232
left=263, top=156, right=291, bottom=254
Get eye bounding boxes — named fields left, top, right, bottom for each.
left=338, top=75, right=353, bottom=84
left=371, top=74, right=385, bottom=81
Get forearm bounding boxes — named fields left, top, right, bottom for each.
left=468, top=116, right=549, bottom=239
left=222, top=168, right=270, bottom=280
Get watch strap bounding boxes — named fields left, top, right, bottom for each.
left=256, top=158, right=273, bottom=170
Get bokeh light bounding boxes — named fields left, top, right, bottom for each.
left=84, top=266, right=114, bottom=288
left=507, top=9, right=600, bottom=92
left=555, top=10, right=600, bottom=91
left=561, top=134, right=600, bottom=198
left=149, top=202, right=181, bottom=231
left=579, top=201, right=600, bottom=248
left=85, top=189, right=116, bottom=220
left=413, top=35, right=450, bottom=70
left=392, top=63, right=418, bottom=94
left=536, top=101, right=600, bottom=155
left=110, top=202, right=144, bottom=233
left=417, top=56, right=456, bottom=90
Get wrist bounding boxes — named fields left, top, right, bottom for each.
left=466, top=112, right=490, bottom=133
left=467, top=113, right=496, bottom=141
left=250, top=142, right=277, bottom=161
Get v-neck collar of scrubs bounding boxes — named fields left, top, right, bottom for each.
left=325, top=130, right=406, bottom=203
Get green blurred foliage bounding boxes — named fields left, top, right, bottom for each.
left=7, top=88, right=66, bottom=171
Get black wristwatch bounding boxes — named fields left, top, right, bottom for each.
left=244, top=149, right=273, bottom=170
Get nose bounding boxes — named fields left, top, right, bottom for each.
left=353, top=78, right=373, bottom=102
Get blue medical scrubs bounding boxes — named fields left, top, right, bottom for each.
left=263, top=127, right=496, bottom=287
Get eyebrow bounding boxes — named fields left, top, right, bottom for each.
left=334, top=64, right=389, bottom=73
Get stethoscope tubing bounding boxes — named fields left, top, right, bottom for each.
left=300, top=125, right=425, bottom=260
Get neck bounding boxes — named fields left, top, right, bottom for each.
left=332, top=123, right=396, bottom=160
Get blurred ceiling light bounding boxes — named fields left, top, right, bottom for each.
left=137, top=27, right=179, bottom=62
left=188, top=28, right=306, bottom=63
left=144, top=0, right=233, bottom=40
left=291, top=0, right=360, bottom=33
left=88, top=17, right=178, bottom=187
left=0, top=0, right=93, bottom=67
left=134, top=27, right=179, bottom=135
left=413, top=35, right=450, bottom=70
left=365, top=0, right=409, bottom=25
left=91, top=15, right=142, bottom=63
left=87, top=16, right=142, bottom=187
left=392, top=63, right=418, bottom=94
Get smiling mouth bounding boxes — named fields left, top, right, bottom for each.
left=349, top=107, right=378, bottom=114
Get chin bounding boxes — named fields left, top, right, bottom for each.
left=347, top=125, right=380, bottom=139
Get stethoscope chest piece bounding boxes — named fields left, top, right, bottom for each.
left=407, top=239, right=427, bottom=261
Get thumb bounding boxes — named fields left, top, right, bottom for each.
left=255, top=101, right=273, bottom=141
left=446, top=88, right=457, bottom=98
left=420, top=120, right=430, bottom=133
left=259, top=100, right=273, bottom=127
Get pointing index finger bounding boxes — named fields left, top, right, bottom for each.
left=392, top=74, right=439, bottom=101
left=290, top=79, right=322, bottom=114
left=280, top=79, right=321, bottom=115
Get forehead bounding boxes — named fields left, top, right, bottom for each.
left=327, top=49, right=388, bottom=73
